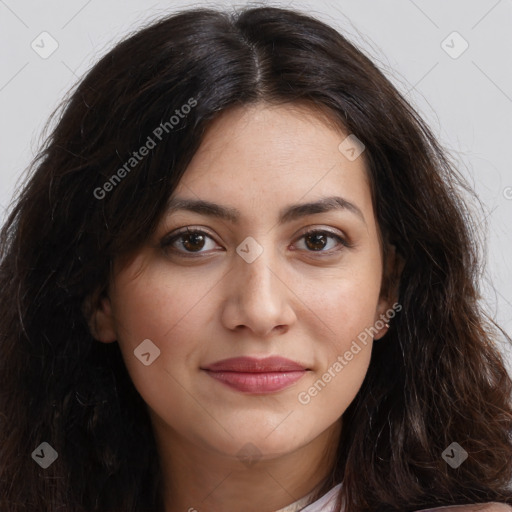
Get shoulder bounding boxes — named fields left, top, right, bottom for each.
left=415, top=503, right=512, bottom=512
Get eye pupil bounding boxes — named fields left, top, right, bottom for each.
left=182, top=233, right=205, bottom=251
left=305, top=233, right=327, bottom=251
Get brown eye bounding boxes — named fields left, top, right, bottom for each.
left=295, top=229, right=349, bottom=253
left=181, top=232, right=206, bottom=252
left=304, top=232, right=329, bottom=251
left=160, top=228, right=220, bottom=256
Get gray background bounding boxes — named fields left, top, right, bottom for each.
left=1, top=0, right=511, bottom=371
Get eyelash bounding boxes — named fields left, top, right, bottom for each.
left=160, top=226, right=352, bottom=257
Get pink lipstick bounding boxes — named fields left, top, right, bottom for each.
left=202, top=356, right=308, bottom=394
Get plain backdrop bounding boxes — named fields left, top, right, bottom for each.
left=0, top=0, right=511, bottom=371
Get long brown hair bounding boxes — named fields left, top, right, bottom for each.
left=1, top=6, right=511, bottom=512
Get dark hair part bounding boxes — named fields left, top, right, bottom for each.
left=1, top=6, right=511, bottom=512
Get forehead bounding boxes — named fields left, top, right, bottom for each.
left=174, top=102, right=372, bottom=211
left=189, top=102, right=348, bottom=163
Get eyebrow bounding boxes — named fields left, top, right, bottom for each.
left=165, top=195, right=366, bottom=225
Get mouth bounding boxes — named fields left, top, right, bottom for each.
left=201, top=356, right=310, bottom=394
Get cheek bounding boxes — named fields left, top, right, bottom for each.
left=294, top=261, right=381, bottom=409
left=295, top=277, right=377, bottom=420
left=111, top=258, right=219, bottom=343
left=302, top=263, right=383, bottom=342
left=298, top=349, right=371, bottom=431
left=109, top=267, right=213, bottom=393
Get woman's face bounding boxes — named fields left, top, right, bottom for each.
left=92, top=102, right=392, bottom=462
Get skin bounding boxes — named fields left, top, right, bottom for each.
left=90, top=102, right=397, bottom=511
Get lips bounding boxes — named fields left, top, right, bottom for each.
left=203, top=356, right=307, bottom=373
left=201, top=356, right=309, bottom=394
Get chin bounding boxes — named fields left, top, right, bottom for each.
left=194, top=427, right=305, bottom=462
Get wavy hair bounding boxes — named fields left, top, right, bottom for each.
left=1, top=6, right=511, bottom=512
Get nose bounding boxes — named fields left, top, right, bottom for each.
left=220, top=247, right=297, bottom=338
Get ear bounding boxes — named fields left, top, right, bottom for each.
left=82, top=288, right=117, bottom=343
left=373, top=243, right=404, bottom=340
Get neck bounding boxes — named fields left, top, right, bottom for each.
left=152, top=418, right=341, bottom=512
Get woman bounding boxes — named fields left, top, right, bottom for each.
left=0, top=6, right=511, bottom=512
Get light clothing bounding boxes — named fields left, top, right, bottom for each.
left=301, top=484, right=342, bottom=512
left=275, top=482, right=512, bottom=512
left=417, top=504, right=512, bottom=511
left=274, top=483, right=342, bottom=512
